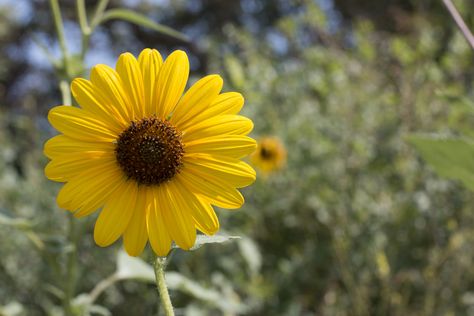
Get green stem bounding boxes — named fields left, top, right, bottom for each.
left=154, top=257, right=175, bottom=316
left=49, top=0, right=70, bottom=75
left=76, top=0, right=90, bottom=34
left=59, top=80, right=72, bottom=106
left=76, top=0, right=91, bottom=61
left=63, top=216, right=79, bottom=316
left=443, top=0, right=474, bottom=51
left=90, top=0, right=110, bottom=29
left=88, top=274, right=119, bottom=304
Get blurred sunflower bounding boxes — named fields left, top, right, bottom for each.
left=250, top=136, right=287, bottom=174
left=44, top=49, right=256, bottom=257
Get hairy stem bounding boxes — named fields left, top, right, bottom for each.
left=154, top=257, right=175, bottom=316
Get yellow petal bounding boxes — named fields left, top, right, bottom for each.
left=176, top=172, right=244, bottom=209
left=71, top=78, right=127, bottom=131
left=44, top=135, right=114, bottom=159
left=90, top=64, right=133, bottom=121
left=185, top=92, right=244, bottom=125
left=56, top=160, right=123, bottom=216
left=116, top=52, right=145, bottom=119
left=171, top=75, right=223, bottom=129
left=94, top=180, right=137, bottom=247
left=138, top=48, right=163, bottom=116
left=160, top=181, right=196, bottom=250
left=183, top=115, right=253, bottom=142
left=184, top=154, right=256, bottom=188
left=45, top=152, right=114, bottom=181
left=153, top=50, right=189, bottom=118
left=48, top=106, right=117, bottom=142
left=174, top=177, right=219, bottom=235
left=146, top=186, right=172, bottom=256
left=184, top=135, right=257, bottom=159
left=123, top=186, right=148, bottom=256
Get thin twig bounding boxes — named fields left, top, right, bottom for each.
left=442, top=0, right=474, bottom=50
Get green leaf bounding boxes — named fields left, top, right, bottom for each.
left=99, top=9, right=189, bottom=43
left=0, top=212, right=33, bottom=229
left=237, top=237, right=262, bottom=276
left=165, top=272, right=244, bottom=313
left=409, top=135, right=474, bottom=190
left=0, top=302, right=24, bottom=316
left=225, top=56, right=245, bottom=88
left=172, top=234, right=241, bottom=251
left=165, top=272, right=221, bottom=301
left=116, top=250, right=155, bottom=282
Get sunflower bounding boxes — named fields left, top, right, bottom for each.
left=250, top=136, right=286, bottom=174
left=44, top=49, right=256, bottom=257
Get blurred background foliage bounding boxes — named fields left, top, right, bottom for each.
left=2, top=0, right=474, bottom=315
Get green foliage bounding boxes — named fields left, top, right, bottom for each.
left=99, top=9, right=189, bottom=43
left=409, top=136, right=474, bottom=190
left=2, top=1, right=474, bottom=315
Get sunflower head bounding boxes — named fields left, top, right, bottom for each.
left=250, top=136, right=287, bottom=174
left=44, top=49, right=256, bottom=257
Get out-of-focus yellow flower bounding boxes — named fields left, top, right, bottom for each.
left=375, top=251, right=390, bottom=278
left=44, top=49, right=256, bottom=257
left=250, top=136, right=286, bottom=174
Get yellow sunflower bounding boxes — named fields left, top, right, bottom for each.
left=250, top=136, right=286, bottom=174
left=44, top=49, right=256, bottom=257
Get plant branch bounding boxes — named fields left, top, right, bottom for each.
left=154, top=257, right=175, bottom=316
left=49, top=0, right=70, bottom=73
left=443, top=0, right=474, bottom=51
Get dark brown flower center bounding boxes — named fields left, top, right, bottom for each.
left=260, top=147, right=274, bottom=160
left=115, top=117, right=184, bottom=186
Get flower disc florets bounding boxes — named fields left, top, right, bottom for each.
left=115, top=116, right=184, bottom=186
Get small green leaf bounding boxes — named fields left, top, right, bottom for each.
left=116, top=250, right=155, bottom=282
left=0, top=302, right=24, bottom=316
left=172, top=234, right=241, bottom=251
left=237, top=237, right=262, bottom=275
left=409, top=135, right=474, bottom=190
left=0, top=213, right=33, bottom=229
left=225, top=56, right=245, bottom=88
left=165, top=272, right=221, bottom=301
left=99, top=9, right=189, bottom=43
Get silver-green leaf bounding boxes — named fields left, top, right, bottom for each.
left=409, top=135, right=474, bottom=190
left=99, top=9, right=189, bottom=43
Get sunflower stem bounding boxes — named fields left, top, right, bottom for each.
left=63, top=216, right=79, bottom=316
left=49, top=0, right=70, bottom=77
left=154, top=256, right=175, bottom=316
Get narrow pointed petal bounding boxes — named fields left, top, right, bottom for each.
left=48, top=106, right=117, bottom=142
left=184, top=154, right=256, bottom=188
left=171, top=75, right=223, bottom=129
left=182, top=115, right=254, bottom=142
left=159, top=182, right=196, bottom=250
left=44, top=135, right=114, bottom=159
left=90, top=64, right=133, bottom=121
left=45, top=152, right=114, bottom=181
left=186, top=92, right=245, bottom=126
left=184, top=135, right=257, bottom=159
left=153, top=50, right=189, bottom=118
left=146, top=187, right=172, bottom=256
left=174, top=177, right=219, bottom=235
left=123, top=186, right=148, bottom=256
left=116, top=52, right=145, bottom=119
left=71, top=78, right=127, bottom=131
left=94, top=180, right=138, bottom=247
left=176, top=172, right=244, bottom=209
left=138, top=49, right=163, bottom=116
left=56, top=161, right=123, bottom=215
